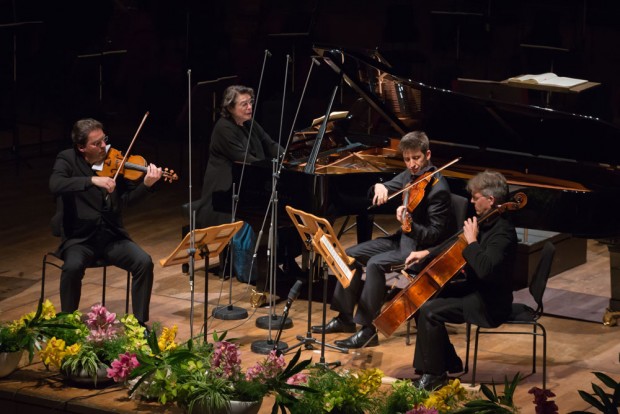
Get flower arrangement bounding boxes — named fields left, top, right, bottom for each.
left=38, top=303, right=146, bottom=386
left=0, top=299, right=76, bottom=362
left=108, top=330, right=314, bottom=413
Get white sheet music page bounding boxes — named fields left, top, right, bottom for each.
left=320, top=234, right=353, bottom=282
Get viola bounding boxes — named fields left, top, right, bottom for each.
left=373, top=192, right=527, bottom=338
left=97, top=147, right=179, bottom=183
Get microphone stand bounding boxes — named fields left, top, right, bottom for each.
left=273, top=279, right=304, bottom=355
left=252, top=54, right=294, bottom=354
left=211, top=182, right=248, bottom=320
left=185, top=69, right=198, bottom=340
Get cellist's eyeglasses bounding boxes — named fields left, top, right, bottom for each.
left=90, top=135, right=109, bottom=147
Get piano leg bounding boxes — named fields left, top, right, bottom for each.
left=607, top=240, right=620, bottom=312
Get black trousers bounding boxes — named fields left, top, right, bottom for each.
left=332, top=233, right=412, bottom=327
left=60, top=237, right=154, bottom=324
left=413, top=296, right=466, bottom=375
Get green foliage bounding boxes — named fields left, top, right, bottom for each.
left=0, top=300, right=76, bottom=361
left=451, top=373, right=520, bottom=414
left=569, top=372, right=620, bottom=414
left=290, top=366, right=382, bottom=414
left=378, top=379, right=431, bottom=414
left=0, top=324, right=22, bottom=353
left=60, top=345, right=104, bottom=381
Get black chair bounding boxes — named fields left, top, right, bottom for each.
left=470, top=241, right=556, bottom=389
left=41, top=252, right=131, bottom=314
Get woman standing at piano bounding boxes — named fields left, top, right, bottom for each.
left=196, top=85, right=286, bottom=294
left=312, top=131, right=454, bottom=348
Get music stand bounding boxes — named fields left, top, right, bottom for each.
left=160, top=221, right=244, bottom=340
left=284, top=206, right=355, bottom=365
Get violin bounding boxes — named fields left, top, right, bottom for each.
left=373, top=192, right=527, bottom=338
left=400, top=171, right=434, bottom=232
left=97, top=147, right=179, bottom=183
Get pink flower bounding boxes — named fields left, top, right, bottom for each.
left=245, top=350, right=286, bottom=382
left=211, top=341, right=242, bottom=379
left=529, top=387, right=559, bottom=414
left=85, top=304, right=120, bottom=343
left=107, top=352, right=140, bottom=382
left=406, top=408, right=439, bottom=414
left=286, top=372, right=308, bottom=385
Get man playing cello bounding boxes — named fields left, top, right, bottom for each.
left=406, top=170, right=518, bottom=390
left=312, top=131, right=454, bottom=348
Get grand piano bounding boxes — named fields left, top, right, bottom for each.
left=218, top=45, right=620, bottom=311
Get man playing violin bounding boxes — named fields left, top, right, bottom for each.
left=49, top=118, right=163, bottom=329
left=312, top=131, right=454, bottom=348
left=406, top=170, right=518, bottom=390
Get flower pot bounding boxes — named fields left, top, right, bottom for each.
left=227, top=400, right=262, bottom=414
left=62, top=365, right=113, bottom=388
left=192, top=399, right=263, bottom=414
left=0, top=350, right=23, bottom=378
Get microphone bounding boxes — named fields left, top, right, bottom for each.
left=282, top=279, right=303, bottom=315
left=311, top=56, right=321, bottom=66
left=265, top=49, right=272, bottom=57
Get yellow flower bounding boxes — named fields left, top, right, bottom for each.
left=354, top=368, right=383, bottom=395
left=158, top=325, right=178, bottom=352
left=39, top=337, right=66, bottom=369
left=121, top=314, right=148, bottom=350
left=65, top=343, right=81, bottom=356
left=423, top=378, right=468, bottom=410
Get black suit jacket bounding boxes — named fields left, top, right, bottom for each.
left=49, top=148, right=153, bottom=255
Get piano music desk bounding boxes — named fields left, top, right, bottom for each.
left=512, top=228, right=587, bottom=291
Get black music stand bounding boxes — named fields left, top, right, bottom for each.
left=159, top=221, right=244, bottom=340
left=283, top=206, right=355, bottom=365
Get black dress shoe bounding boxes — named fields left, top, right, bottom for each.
left=312, top=317, right=356, bottom=334
left=448, top=356, right=463, bottom=374
left=334, top=328, right=379, bottom=349
left=412, top=373, right=448, bottom=390
left=415, top=357, right=463, bottom=375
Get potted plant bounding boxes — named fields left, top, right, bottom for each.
left=39, top=303, right=147, bottom=387
left=0, top=299, right=76, bottom=378
left=108, top=330, right=314, bottom=413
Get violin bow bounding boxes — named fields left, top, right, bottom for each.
left=111, top=111, right=150, bottom=181
left=368, top=157, right=461, bottom=210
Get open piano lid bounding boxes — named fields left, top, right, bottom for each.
left=314, top=45, right=620, bottom=238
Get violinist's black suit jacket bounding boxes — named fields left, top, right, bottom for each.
left=49, top=148, right=155, bottom=323
left=333, top=165, right=454, bottom=328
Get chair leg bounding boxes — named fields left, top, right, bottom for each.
left=463, top=323, right=471, bottom=374
left=406, top=319, right=411, bottom=345
left=102, top=266, right=107, bottom=306
left=540, top=323, right=547, bottom=390
left=471, top=326, right=481, bottom=386
left=41, top=254, right=48, bottom=303
left=532, top=324, right=538, bottom=374
left=125, top=271, right=131, bottom=314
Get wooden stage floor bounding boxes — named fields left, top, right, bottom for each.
left=1, top=146, right=619, bottom=413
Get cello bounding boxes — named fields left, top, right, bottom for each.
left=373, top=192, right=527, bottom=337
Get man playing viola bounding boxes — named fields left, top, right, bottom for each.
left=49, top=118, right=163, bottom=329
left=406, top=170, right=518, bottom=390
left=312, top=131, right=454, bottom=348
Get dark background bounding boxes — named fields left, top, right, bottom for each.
left=2, top=0, right=620, bottom=181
